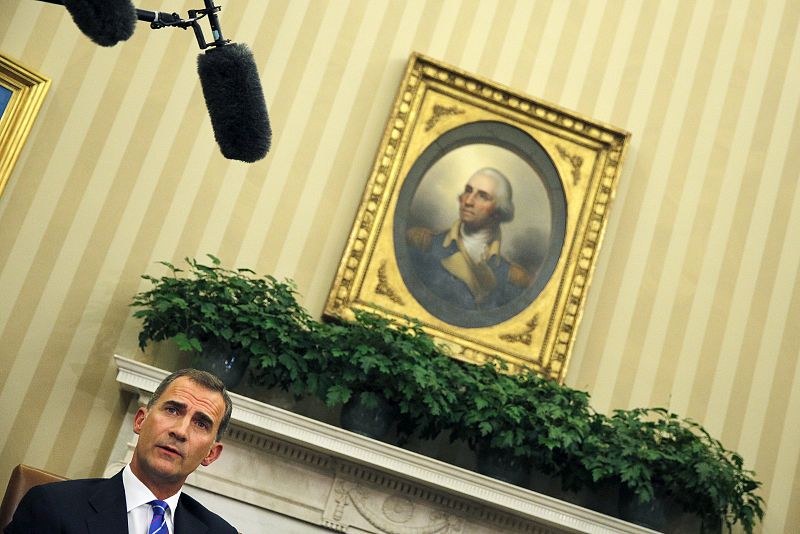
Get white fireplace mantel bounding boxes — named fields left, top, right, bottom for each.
left=110, top=356, right=656, bottom=534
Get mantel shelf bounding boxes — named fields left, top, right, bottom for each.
left=113, top=355, right=656, bottom=534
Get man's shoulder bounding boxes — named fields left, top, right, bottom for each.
left=6, top=477, right=116, bottom=533
left=28, top=476, right=109, bottom=498
left=179, top=492, right=237, bottom=533
left=21, top=475, right=119, bottom=511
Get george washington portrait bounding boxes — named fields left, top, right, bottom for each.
left=394, top=122, right=567, bottom=329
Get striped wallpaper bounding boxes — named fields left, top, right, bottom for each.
left=0, top=1, right=798, bottom=531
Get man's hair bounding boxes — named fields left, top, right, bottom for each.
left=147, top=368, right=233, bottom=441
left=468, top=167, right=515, bottom=223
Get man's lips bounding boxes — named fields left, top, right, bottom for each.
left=156, top=445, right=183, bottom=458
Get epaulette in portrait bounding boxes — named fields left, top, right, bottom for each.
left=406, top=227, right=434, bottom=252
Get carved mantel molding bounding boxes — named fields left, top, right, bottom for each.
left=112, top=356, right=655, bottom=534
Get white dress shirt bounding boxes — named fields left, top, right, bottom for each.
left=122, top=464, right=181, bottom=534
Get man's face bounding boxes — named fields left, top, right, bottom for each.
left=459, top=172, right=498, bottom=231
left=131, top=377, right=224, bottom=496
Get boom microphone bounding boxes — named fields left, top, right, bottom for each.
left=36, top=0, right=272, bottom=162
left=61, top=0, right=137, bottom=47
left=197, top=43, right=271, bottom=163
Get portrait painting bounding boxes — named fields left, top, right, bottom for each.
left=325, top=54, right=630, bottom=381
left=394, top=121, right=566, bottom=329
left=0, top=53, right=50, bottom=200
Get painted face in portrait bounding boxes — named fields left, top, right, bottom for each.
left=459, top=172, right=498, bottom=232
left=131, top=376, right=224, bottom=498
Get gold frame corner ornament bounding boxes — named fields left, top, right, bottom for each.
left=324, top=53, right=630, bottom=383
left=0, top=53, right=51, bottom=199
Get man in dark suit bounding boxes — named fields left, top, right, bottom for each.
left=6, top=368, right=238, bottom=533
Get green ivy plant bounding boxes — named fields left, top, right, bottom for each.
left=514, top=369, right=593, bottom=472
left=578, top=408, right=764, bottom=533
left=131, top=256, right=315, bottom=388
left=447, top=361, right=593, bottom=487
left=313, top=311, right=462, bottom=439
left=131, top=257, right=765, bottom=533
left=645, top=409, right=764, bottom=533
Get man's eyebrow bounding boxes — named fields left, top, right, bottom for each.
left=193, top=411, right=215, bottom=427
left=162, top=400, right=187, bottom=410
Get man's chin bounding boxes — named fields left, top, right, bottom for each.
left=131, top=457, right=185, bottom=489
left=147, top=454, right=185, bottom=477
left=149, top=463, right=186, bottom=483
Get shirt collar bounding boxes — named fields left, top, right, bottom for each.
left=122, top=463, right=181, bottom=515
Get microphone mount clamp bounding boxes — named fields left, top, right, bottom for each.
left=142, top=1, right=230, bottom=50
left=34, top=0, right=231, bottom=50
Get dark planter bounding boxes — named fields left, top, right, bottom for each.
left=699, top=516, right=722, bottom=534
left=475, top=446, right=530, bottom=487
left=340, top=393, right=395, bottom=441
left=662, top=508, right=703, bottom=534
left=529, top=471, right=619, bottom=516
left=528, top=468, right=562, bottom=496
left=530, top=472, right=587, bottom=506
left=618, top=486, right=668, bottom=531
left=581, top=479, right=620, bottom=517
left=191, top=340, right=248, bottom=389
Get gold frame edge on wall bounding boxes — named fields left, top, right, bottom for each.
left=0, top=53, right=51, bottom=199
left=324, top=52, right=630, bottom=383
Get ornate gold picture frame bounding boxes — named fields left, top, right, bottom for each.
left=0, top=53, right=50, bottom=199
left=324, top=53, right=630, bottom=382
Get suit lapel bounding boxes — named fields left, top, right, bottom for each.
left=86, top=471, right=129, bottom=534
left=80, top=471, right=211, bottom=534
left=175, top=495, right=208, bottom=534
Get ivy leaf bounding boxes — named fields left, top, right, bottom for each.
left=325, top=384, right=351, bottom=406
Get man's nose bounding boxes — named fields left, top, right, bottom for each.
left=169, top=418, right=190, bottom=441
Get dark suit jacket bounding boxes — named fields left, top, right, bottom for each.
left=5, top=470, right=237, bottom=534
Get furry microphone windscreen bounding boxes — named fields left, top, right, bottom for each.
left=63, top=0, right=137, bottom=47
left=197, top=43, right=271, bottom=163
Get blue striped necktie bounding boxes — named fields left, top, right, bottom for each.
left=148, top=500, right=169, bottom=534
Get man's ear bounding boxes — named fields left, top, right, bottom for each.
left=200, top=442, right=223, bottom=467
left=133, top=406, right=148, bottom=435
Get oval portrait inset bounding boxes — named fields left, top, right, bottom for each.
left=394, top=121, right=566, bottom=328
